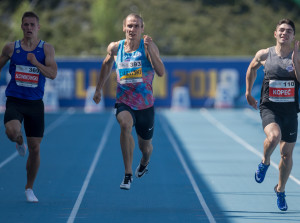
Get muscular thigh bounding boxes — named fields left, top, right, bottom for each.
left=4, top=97, right=44, bottom=138
left=280, top=114, right=298, bottom=143
left=134, top=106, right=154, bottom=140
left=115, top=103, right=135, bottom=126
left=260, top=105, right=297, bottom=143
left=23, top=101, right=44, bottom=138
left=4, top=97, right=24, bottom=124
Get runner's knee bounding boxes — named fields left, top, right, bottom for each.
left=280, top=148, right=293, bottom=161
left=138, top=139, right=152, bottom=153
left=5, top=126, right=20, bottom=141
left=119, top=120, right=132, bottom=133
left=28, top=144, right=40, bottom=155
left=267, top=131, right=281, bottom=144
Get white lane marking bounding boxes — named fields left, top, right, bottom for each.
left=0, top=108, right=75, bottom=169
left=200, top=108, right=300, bottom=186
left=160, top=114, right=216, bottom=223
left=67, top=113, right=114, bottom=223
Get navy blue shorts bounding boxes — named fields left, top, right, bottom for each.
left=115, top=103, right=154, bottom=140
left=260, top=104, right=298, bottom=143
left=4, top=96, right=44, bottom=137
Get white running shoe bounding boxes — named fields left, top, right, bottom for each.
left=25, top=189, right=39, bottom=203
left=135, top=163, right=149, bottom=178
left=120, top=174, right=133, bottom=190
left=16, top=143, right=27, bottom=157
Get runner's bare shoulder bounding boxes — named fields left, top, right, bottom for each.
left=255, top=48, right=269, bottom=63
left=107, top=41, right=120, bottom=56
left=2, top=42, right=15, bottom=57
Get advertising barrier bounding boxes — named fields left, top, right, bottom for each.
left=0, top=57, right=264, bottom=109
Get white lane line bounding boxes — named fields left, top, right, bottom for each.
left=67, top=113, right=114, bottom=223
left=200, top=108, right=300, bottom=186
left=0, top=152, right=18, bottom=169
left=44, top=108, right=76, bottom=135
left=159, top=114, right=216, bottom=223
left=0, top=108, right=75, bottom=169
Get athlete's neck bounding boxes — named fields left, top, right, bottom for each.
left=124, top=39, right=140, bottom=53
left=275, top=43, right=292, bottom=58
left=21, top=38, right=40, bottom=51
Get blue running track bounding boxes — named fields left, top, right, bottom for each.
left=0, top=108, right=299, bottom=223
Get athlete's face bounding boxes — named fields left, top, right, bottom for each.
left=274, top=23, right=295, bottom=45
left=21, top=17, right=40, bottom=39
left=123, top=16, right=144, bottom=40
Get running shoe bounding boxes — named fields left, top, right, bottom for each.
left=120, top=174, right=133, bottom=190
left=135, top=163, right=149, bottom=178
left=255, top=162, right=269, bottom=183
left=274, top=185, right=288, bottom=211
left=16, top=142, right=27, bottom=157
left=25, top=188, right=39, bottom=203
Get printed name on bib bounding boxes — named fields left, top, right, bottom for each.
left=269, top=80, right=295, bottom=102
left=118, top=60, right=143, bottom=84
left=15, top=65, right=40, bottom=88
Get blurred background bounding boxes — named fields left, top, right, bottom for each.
left=1, top=0, right=300, bottom=111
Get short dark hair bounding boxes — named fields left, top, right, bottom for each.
left=22, top=11, right=39, bottom=23
left=123, top=13, right=144, bottom=28
left=276, top=18, right=295, bottom=34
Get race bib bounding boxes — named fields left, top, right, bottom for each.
left=269, top=80, right=295, bottom=102
left=15, top=65, right=40, bottom=88
left=118, top=60, right=143, bottom=84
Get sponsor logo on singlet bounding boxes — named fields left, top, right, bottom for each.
left=269, top=80, right=295, bottom=102
left=123, top=51, right=142, bottom=60
left=286, top=65, right=294, bottom=72
left=118, top=60, right=143, bottom=84
left=15, top=65, right=40, bottom=88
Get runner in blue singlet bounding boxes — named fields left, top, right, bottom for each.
left=0, top=11, right=57, bottom=203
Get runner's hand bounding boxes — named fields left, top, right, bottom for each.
left=93, top=89, right=102, bottom=104
left=143, top=35, right=153, bottom=48
left=27, top=53, right=38, bottom=66
left=246, top=94, right=258, bottom=110
left=292, top=40, right=299, bottom=64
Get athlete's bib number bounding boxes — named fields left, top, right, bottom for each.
left=117, top=60, right=143, bottom=84
left=269, top=80, right=295, bottom=102
left=15, top=65, right=40, bottom=88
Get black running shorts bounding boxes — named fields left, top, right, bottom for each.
left=4, top=96, right=45, bottom=137
left=260, top=104, right=298, bottom=143
left=115, top=103, right=154, bottom=140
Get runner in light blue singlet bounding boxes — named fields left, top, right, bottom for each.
left=115, top=39, right=155, bottom=110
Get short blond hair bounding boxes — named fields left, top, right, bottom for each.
left=123, top=13, right=144, bottom=28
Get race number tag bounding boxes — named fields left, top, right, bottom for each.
left=269, top=80, right=295, bottom=102
left=15, top=65, right=40, bottom=88
left=117, top=60, right=143, bottom=84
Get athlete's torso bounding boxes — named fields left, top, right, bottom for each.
left=115, top=39, right=155, bottom=110
left=6, top=40, right=46, bottom=100
left=260, top=46, right=299, bottom=113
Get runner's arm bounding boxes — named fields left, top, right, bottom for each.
left=27, top=43, right=57, bottom=80
left=292, top=40, right=300, bottom=82
left=144, top=35, right=165, bottom=77
left=93, top=41, right=118, bottom=104
left=0, top=42, right=14, bottom=79
left=245, top=48, right=268, bottom=109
